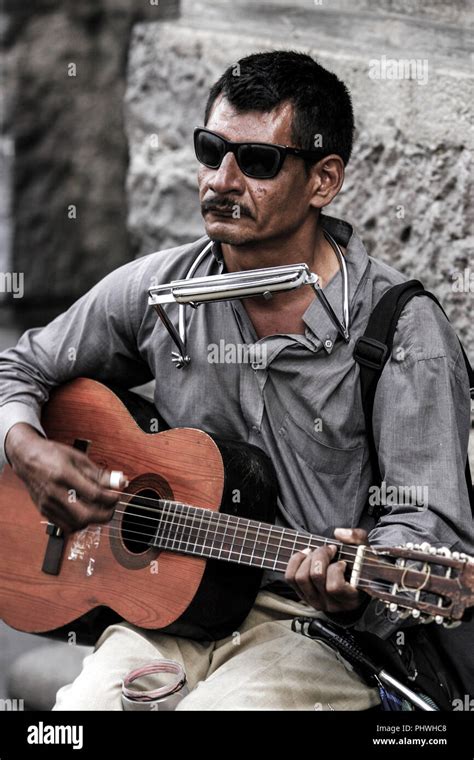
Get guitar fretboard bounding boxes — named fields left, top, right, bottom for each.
left=149, top=500, right=343, bottom=573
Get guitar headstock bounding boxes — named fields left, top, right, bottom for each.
left=357, top=542, right=474, bottom=627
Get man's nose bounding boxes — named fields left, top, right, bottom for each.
left=207, top=152, right=245, bottom=195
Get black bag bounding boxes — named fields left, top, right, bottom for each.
left=353, top=279, right=474, bottom=708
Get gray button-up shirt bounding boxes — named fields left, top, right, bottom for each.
left=1, top=214, right=472, bottom=636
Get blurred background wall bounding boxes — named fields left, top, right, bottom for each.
left=1, top=0, right=179, bottom=332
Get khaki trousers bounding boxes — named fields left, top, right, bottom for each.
left=53, top=590, right=380, bottom=711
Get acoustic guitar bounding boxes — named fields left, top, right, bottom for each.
left=0, top=378, right=473, bottom=643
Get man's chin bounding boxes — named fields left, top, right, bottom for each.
left=204, top=219, right=257, bottom=247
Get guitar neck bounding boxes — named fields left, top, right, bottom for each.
left=151, top=500, right=346, bottom=574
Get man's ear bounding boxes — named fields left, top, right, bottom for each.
left=308, top=155, right=345, bottom=210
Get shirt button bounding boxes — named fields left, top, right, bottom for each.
left=251, top=425, right=261, bottom=434
left=324, top=339, right=333, bottom=350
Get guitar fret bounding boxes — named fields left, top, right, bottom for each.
left=184, top=504, right=197, bottom=555
left=261, top=524, right=272, bottom=566
left=238, top=520, right=250, bottom=564
left=169, top=502, right=180, bottom=550
left=216, top=513, right=226, bottom=560
left=203, top=515, right=221, bottom=562
left=216, top=512, right=230, bottom=561
left=184, top=504, right=197, bottom=552
left=171, top=503, right=185, bottom=552
left=160, top=500, right=171, bottom=548
left=291, top=531, right=298, bottom=565
left=194, top=507, right=216, bottom=555
left=272, top=527, right=285, bottom=570
left=226, top=513, right=243, bottom=563
left=229, top=515, right=240, bottom=562
left=153, top=500, right=163, bottom=549
left=201, top=507, right=214, bottom=556
left=249, top=522, right=261, bottom=567
left=195, top=505, right=206, bottom=554
left=207, top=509, right=219, bottom=559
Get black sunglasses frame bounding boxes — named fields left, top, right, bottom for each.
left=194, top=127, right=326, bottom=179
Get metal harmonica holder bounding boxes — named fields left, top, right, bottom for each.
left=148, top=236, right=350, bottom=368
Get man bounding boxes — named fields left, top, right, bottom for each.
left=1, top=51, right=472, bottom=710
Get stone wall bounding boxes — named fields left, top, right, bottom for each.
left=125, top=0, right=473, bottom=354
left=1, top=0, right=179, bottom=326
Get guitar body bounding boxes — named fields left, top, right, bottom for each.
left=0, top=379, right=277, bottom=643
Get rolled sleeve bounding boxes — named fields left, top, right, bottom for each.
left=0, top=257, right=154, bottom=470
left=0, top=401, right=46, bottom=467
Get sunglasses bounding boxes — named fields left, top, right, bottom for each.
left=194, top=127, right=326, bottom=179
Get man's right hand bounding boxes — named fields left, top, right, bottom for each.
left=5, top=423, right=124, bottom=532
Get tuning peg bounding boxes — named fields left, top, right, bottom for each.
left=442, top=619, right=462, bottom=629
left=435, top=615, right=444, bottom=624
left=411, top=609, right=421, bottom=619
left=436, top=547, right=451, bottom=557
left=420, top=542, right=432, bottom=552
left=389, top=602, right=398, bottom=613
left=420, top=615, right=434, bottom=624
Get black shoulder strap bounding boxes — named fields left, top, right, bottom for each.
left=353, top=279, right=474, bottom=511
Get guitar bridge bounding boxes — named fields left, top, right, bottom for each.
left=41, top=523, right=65, bottom=576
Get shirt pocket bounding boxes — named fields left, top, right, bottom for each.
left=276, top=411, right=364, bottom=532
left=279, top=411, right=363, bottom=474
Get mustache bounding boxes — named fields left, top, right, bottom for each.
left=201, top=198, right=253, bottom=218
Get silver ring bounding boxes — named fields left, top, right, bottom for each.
left=109, top=470, right=124, bottom=490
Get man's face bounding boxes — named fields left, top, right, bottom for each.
left=197, top=96, right=317, bottom=247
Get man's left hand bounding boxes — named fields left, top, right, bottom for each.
left=285, top=528, right=369, bottom=614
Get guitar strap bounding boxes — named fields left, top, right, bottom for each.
left=353, top=279, right=474, bottom=517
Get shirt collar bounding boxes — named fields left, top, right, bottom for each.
left=211, top=239, right=224, bottom=265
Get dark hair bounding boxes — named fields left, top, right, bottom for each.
left=204, top=50, right=355, bottom=166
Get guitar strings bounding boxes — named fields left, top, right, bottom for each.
left=49, top=496, right=442, bottom=586
left=39, top=514, right=445, bottom=603
left=108, top=511, right=441, bottom=596
left=109, top=498, right=443, bottom=576
left=110, top=503, right=384, bottom=569
left=46, top=519, right=396, bottom=595
left=106, top=490, right=457, bottom=573
left=111, top=495, right=379, bottom=565
left=75, top=517, right=443, bottom=600
left=89, top=488, right=366, bottom=564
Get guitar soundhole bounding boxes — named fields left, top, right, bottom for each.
left=122, top=489, right=160, bottom=554
left=109, top=472, right=173, bottom=570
